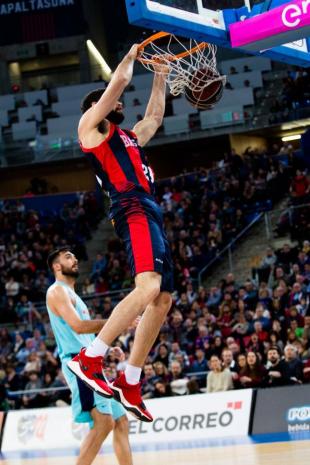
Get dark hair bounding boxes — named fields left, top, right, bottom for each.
left=47, top=246, right=72, bottom=272
left=268, top=346, right=281, bottom=356
left=80, top=88, right=105, bottom=113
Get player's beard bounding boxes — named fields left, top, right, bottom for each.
left=61, top=265, right=79, bottom=278
left=106, top=109, right=125, bottom=125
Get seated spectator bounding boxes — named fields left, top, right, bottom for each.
left=265, top=347, right=283, bottom=387
left=253, top=303, right=271, bottom=330
left=153, top=361, right=169, bottom=382
left=169, top=342, right=190, bottom=368
left=279, top=344, right=303, bottom=385
left=255, top=247, right=277, bottom=283
left=141, top=363, right=157, bottom=399
left=207, top=355, right=234, bottom=393
left=82, top=278, right=95, bottom=295
left=238, top=351, right=267, bottom=388
left=153, top=343, right=170, bottom=367
left=23, top=352, right=41, bottom=375
left=236, top=353, right=247, bottom=373
left=303, top=358, right=310, bottom=383
left=91, top=253, right=107, bottom=280
left=290, top=170, right=309, bottom=203
left=221, top=348, right=238, bottom=374
left=153, top=379, right=172, bottom=398
left=169, top=360, right=189, bottom=396
left=190, top=348, right=208, bottom=387
left=22, top=371, right=43, bottom=408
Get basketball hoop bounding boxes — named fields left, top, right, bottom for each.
left=137, top=32, right=226, bottom=98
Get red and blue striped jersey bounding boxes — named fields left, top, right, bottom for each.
left=80, top=123, right=155, bottom=201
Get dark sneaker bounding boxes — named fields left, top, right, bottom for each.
left=110, top=372, right=153, bottom=422
left=67, top=348, right=113, bottom=398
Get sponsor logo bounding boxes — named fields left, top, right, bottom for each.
left=17, top=414, right=47, bottom=444
left=282, top=0, right=310, bottom=28
left=287, top=406, right=310, bottom=432
left=129, top=400, right=244, bottom=435
left=287, top=406, right=310, bottom=422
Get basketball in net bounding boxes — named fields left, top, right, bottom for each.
left=184, top=67, right=224, bottom=110
left=137, top=32, right=226, bottom=110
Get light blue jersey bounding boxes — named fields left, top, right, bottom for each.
left=46, top=280, right=94, bottom=361
left=46, top=280, right=125, bottom=424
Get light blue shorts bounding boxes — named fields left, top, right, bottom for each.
left=62, top=359, right=126, bottom=425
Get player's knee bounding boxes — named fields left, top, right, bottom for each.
left=156, top=292, right=172, bottom=317
left=146, top=281, right=161, bottom=302
left=159, top=292, right=172, bottom=309
left=114, top=415, right=129, bottom=435
left=139, top=279, right=161, bottom=303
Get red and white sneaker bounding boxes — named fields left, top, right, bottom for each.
left=67, top=348, right=113, bottom=398
left=110, top=372, right=153, bottom=422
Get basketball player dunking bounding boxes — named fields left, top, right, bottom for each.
left=68, top=44, right=173, bottom=422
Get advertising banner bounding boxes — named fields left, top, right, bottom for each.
left=230, top=0, right=310, bottom=51
left=252, top=385, right=310, bottom=435
left=2, top=390, right=253, bottom=454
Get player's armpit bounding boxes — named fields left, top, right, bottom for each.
left=133, top=117, right=161, bottom=147
left=47, top=286, right=106, bottom=334
left=47, top=285, right=84, bottom=333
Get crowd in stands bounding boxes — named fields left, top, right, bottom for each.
left=269, top=68, right=310, bottom=124
left=0, top=191, right=102, bottom=324
left=0, top=149, right=309, bottom=410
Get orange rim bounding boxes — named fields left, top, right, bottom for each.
left=137, top=31, right=208, bottom=65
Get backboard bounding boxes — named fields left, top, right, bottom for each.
left=125, top=0, right=310, bottom=67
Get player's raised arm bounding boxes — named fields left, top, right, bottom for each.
left=78, top=44, right=139, bottom=135
left=47, top=285, right=106, bottom=334
left=133, top=61, right=168, bottom=147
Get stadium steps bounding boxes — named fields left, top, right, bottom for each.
left=76, top=218, right=115, bottom=290
left=203, top=199, right=290, bottom=288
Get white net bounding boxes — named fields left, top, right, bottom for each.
left=138, top=34, right=226, bottom=97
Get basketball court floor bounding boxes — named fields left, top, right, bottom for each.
left=1, top=438, right=310, bottom=465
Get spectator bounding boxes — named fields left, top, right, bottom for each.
left=153, top=361, right=169, bottom=382
left=207, top=355, right=234, bottom=393
left=280, top=344, right=303, bottom=385
left=265, top=347, right=283, bottom=387
left=82, top=278, right=95, bottom=295
left=153, top=379, right=172, bottom=398
left=290, top=170, right=309, bottom=203
left=221, top=348, right=238, bottom=374
left=256, top=247, right=277, bottom=283
left=169, top=360, right=189, bottom=396
left=22, top=371, right=43, bottom=408
left=141, top=363, right=157, bottom=399
left=153, top=343, right=170, bottom=367
left=239, top=351, right=267, bottom=388
left=190, top=348, right=208, bottom=387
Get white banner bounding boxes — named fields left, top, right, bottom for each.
left=2, top=390, right=253, bottom=453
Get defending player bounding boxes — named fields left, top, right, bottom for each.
left=68, top=44, right=173, bottom=422
left=46, top=247, right=133, bottom=465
